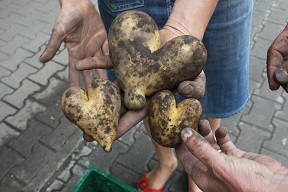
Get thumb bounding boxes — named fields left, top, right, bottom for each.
left=39, top=28, right=64, bottom=63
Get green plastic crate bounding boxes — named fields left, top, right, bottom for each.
left=73, top=166, right=137, bottom=192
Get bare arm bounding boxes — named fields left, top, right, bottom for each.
left=164, top=0, right=218, bottom=40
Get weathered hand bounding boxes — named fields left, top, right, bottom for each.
left=159, top=28, right=206, bottom=100
left=39, top=0, right=108, bottom=88
left=175, top=120, right=288, bottom=192
left=267, top=23, right=288, bottom=92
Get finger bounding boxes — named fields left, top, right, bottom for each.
left=96, top=69, right=108, bottom=79
left=116, top=99, right=149, bottom=139
left=177, top=71, right=206, bottom=99
left=274, top=60, right=288, bottom=84
left=75, top=56, right=113, bottom=71
left=198, top=120, right=219, bottom=150
left=102, top=39, right=109, bottom=55
left=175, top=141, right=207, bottom=179
left=39, top=27, right=64, bottom=63
left=180, top=128, right=223, bottom=176
left=83, top=132, right=94, bottom=142
left=215, top=127, right=245, bottom=156
left=82, top=69, right=94, bottom=89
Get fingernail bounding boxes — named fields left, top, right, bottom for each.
left=182, top=85, right=193, bottom=95
left=181, top=128, right=193, bottom=142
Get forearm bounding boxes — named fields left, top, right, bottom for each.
left=165, top=0, right=218, bottom=40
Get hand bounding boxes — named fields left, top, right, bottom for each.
left=39, top=0, right=108, bottom=88
left=175, top=120, right=288, bottom=192
left=267, top=23, right=288, bottom=92
left=81, top=25, right=206, bottom=142
left=159, top=28, right=206, bottom=100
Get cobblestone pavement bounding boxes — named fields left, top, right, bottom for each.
left=0, top=0, right=288, bottom=191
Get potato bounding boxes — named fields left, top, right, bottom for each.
left=108, top=10, right=207, bottom=110
left=61, top=79, right=121, bottom=152
left=148, top=90, right=202, bottom=148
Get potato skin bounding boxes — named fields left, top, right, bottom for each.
left=61, top=79, right=121, bottom=152
left=148, top=90, right=202, bottom=148
left=108, top=10, right=207, bottom=110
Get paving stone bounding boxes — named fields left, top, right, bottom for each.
left=33, top=77, right=69, bottom=106
left=22, top=32, right=50, bottom=53
left=0, top=100, right=17, bottom=122
left=250, top=25, right=262, bottom=48
left=57, top=161, right=76, bottom=183
left=266, top=6, right=288, bottom=25
left=0, top=82, right=14, bottom=99
left=241, top=95, right=282, bottom=132
left=28, top=60, right=65, bottom=86
left=117, top=121, right=143, bottom=147
left=262, top=118, right=288, bottom=157
left=5, top=99, right=46, bottom=131
left=272, top=0, right=288, bottom=10
left=0, top=65, right=11, bottom=79
left=78, top=140, right=129, bottom=174
left=8, top=119, right=53, bottom=157
left=253, top=74, right=284, bottom=103
left=250, top=37, right=273, bottom=60
left=23, top=129, right=83, bottom=192
left=117, top=131, right=154, bottom=174
left=0, top=3, right=25, bottom=18
left=0, top=174, right=24, bottom=192
left=111, top=162, right=139, bottom=189
left=0, top=146, right=25, bottom=179
left=274, top=91, right=288, bottom=121
left=59, top=164, right=87, bottom=192
left=19, top=20, right=51, bottom=41
left=24, top=46, right=45, bottom=69
left=52, top=48, right=69, bottom=65
left=251, top=8, right=269, bottom=27
left=254, top=0, right=277, bottom=12
left=257, top=21, right=284, bottom=41
left=235, top=122, right=271, bottom=153
left=10, top=142, right=54, bottom=184
left=3, top=79, right=41, bottom=109
left=0, top=48, right=32, bottom=71
left=0, top=35, right=31, bottom=56
left=40, top=116, right=78, bottom=151
left=55, top=66, right=69, bottom=82
left=46, top=179, right=65, bottom=192
left=249, top=56, right=265, bottom=83
left=0, top=51, right=9, bottom=62
left=33, top=77, right=68, bottom=128
left=0, top=122, right=20, bottom=147
left=1, top=62, right=37, bottom=89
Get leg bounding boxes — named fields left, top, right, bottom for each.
left=140, top=117, right=178, bottom=190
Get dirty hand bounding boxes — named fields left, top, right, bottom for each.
left=267, top=23, right=288, bottom=92
left=159, top=28, right=206, bottom=100
left=175, top=120, right=288, bottom=192
left=39, top=0, right=108, bottom=88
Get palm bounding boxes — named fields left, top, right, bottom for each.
left=40, top=0, right=108, bottom=88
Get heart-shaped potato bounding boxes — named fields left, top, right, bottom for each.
left=108, top=10, right=207, bottom=110
left=61, top=79, right=121, bottom=152
left=148, top=90, right=202, bottom=147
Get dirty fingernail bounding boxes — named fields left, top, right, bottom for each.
left=181, top=128, right=193, bottom=142
left=182, top=85, right=193, bottom=95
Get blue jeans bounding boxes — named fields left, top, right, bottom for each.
left=98, top=0, right=252, bottom=119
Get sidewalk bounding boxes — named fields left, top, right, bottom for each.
left=0, top=0, right=288, bottom=191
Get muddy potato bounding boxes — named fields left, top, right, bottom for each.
left=108, top=10, right=207, bottom=110
left=61, top=79, right=121, bottom=152
left=148, top=90, right=202, bottom=148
